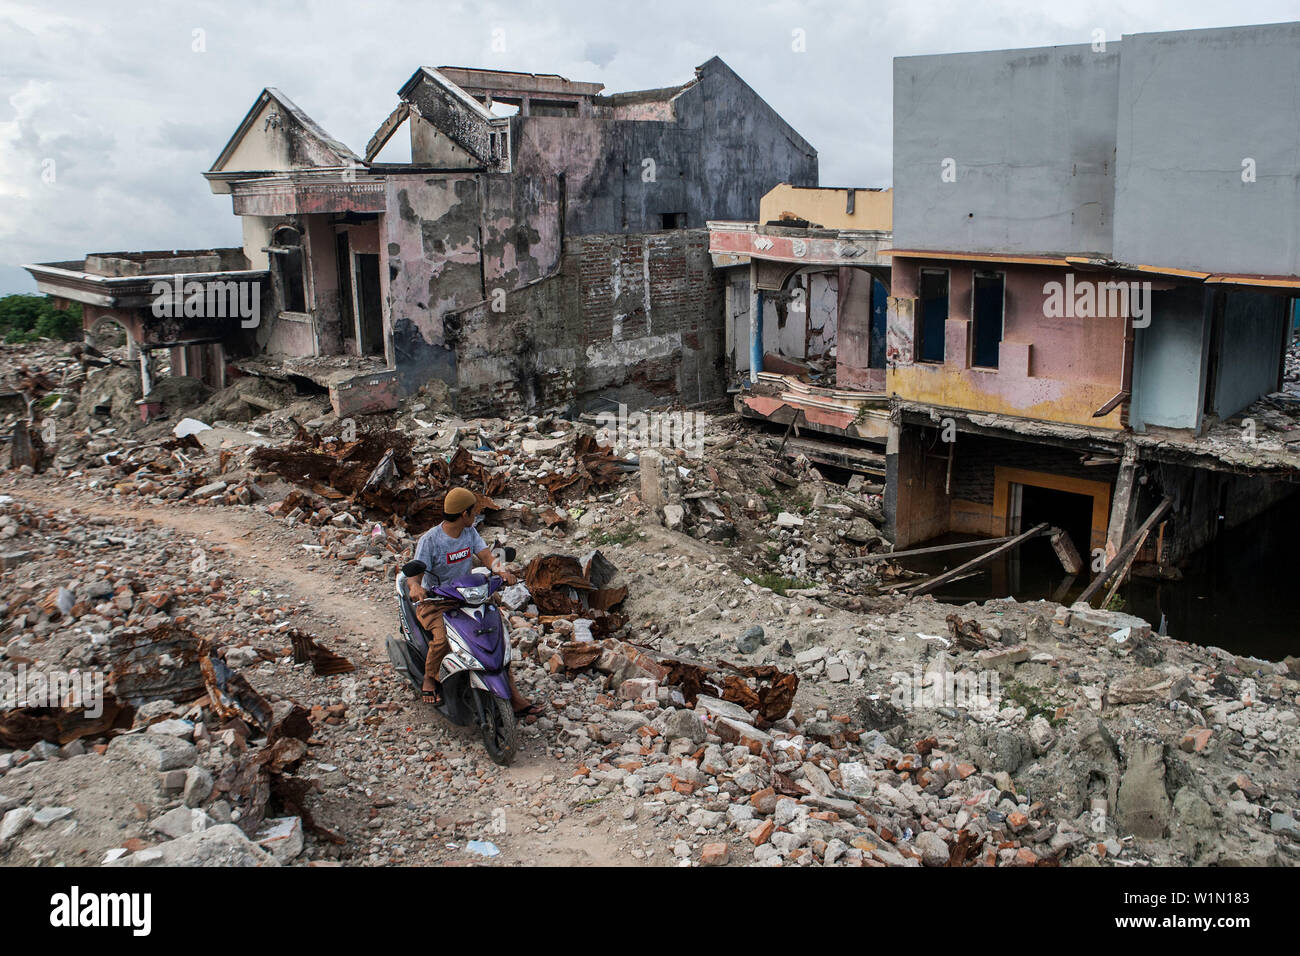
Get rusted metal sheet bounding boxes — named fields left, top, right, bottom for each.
left=537, top=435, right=623, bottom=501
left=289, top=629, right=356, bottom=676
left=631, top=648, right=798, bottom=726
left=0, top=699, right=129, bottom=749
left=252, top=427, right=509, bottom=528
left=109, top=622, right=208, bottom=706
left=201, top=653, right=274, bottom=733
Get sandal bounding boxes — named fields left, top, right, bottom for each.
left=514, top=702, right=544, bottom=719
left=422, top=686, right=443, bottom=707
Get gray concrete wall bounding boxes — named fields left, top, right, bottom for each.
left=447, top=229, right=724, bottom=416
left=1113, top=23, right=1300, bottom=276
left=1213, top=290, right=1287, bottom=418
left=511, top=57, right=818, bottom=237
left=1129, top=286, right=1209, bottom=432
left=893, top=44, right=1119, bottom=256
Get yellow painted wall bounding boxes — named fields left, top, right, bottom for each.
left=759, top=185, right=892, bottom=231
left=887, top=364, right=1125, bottom=430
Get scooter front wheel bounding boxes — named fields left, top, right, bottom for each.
left=479, top=691, right=517, bottom=766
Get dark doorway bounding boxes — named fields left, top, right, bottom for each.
left=1006, top=483, right=1095, bottom=598
left=919, top=269, right=948, bottom=363
left=336, top=232, right=354, bottom=351
left=869, top=277, right=888, bottom=369
left=1126, top=490, right=1300, bottom=659
left=1019, top=484, right=1093, bottom=558
left=972, top=272, right=1004, bottom=368
left=354, top=254, right=384, bottom=356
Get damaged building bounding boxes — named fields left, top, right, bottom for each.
left=26, top=59, right=817, bottom=419
left=708, top=185, right=894, bottom=475
left=884, top=23, right=1300, bottom=626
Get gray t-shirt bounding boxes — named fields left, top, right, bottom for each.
left=413, top=523, right=488, bottom=590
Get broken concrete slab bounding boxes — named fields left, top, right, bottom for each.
left=151, top=806, right=214, bottom=840
left=974, top=644, right=1031, bottom=669
left=108, top=823, right=280, bottom=867
left=1058, top=603, right=1152, bottom=641
left=107, top=733, right=197, bottom=772
left=662, top=708, right=706, bottom=744
left=0, top=807, right=33, bottom=846
left=329, top=369, right=400, bottom=418
left=254, top=816, right=305, bottom=862
left=31, top=806, right=74, bottom=828
left=1116, top=738, right=1171, bottom=839
left=713, top=716, right=772, bottom=754
left=694, top=694, right=755, bottom=725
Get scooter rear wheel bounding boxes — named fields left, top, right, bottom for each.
left=480, top=692, right=517, bottom=766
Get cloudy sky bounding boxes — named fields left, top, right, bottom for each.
left=2, top=0, right=1298, bottom=294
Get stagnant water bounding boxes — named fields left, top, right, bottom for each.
left=901, top=495, right=1300, bottom=661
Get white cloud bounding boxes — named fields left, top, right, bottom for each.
left=2, top=0, right=1299, bottom=293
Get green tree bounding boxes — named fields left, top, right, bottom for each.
left=0, top=294, right=82, bottom=343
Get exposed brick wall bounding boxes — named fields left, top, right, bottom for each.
left=448, top=229, right=724, bottom=417
left=949, top=432, right=1118, bottom=505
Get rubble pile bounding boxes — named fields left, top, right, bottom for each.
left=2, top=340, right=1297, bottom=868
left=628, top=415, right=902, bottom=602
left=0, top=496, right=348, bottom=864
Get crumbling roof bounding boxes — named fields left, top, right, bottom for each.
left=435, top=66, right=604, bottom=99
left=397, top=67, right=497, bottom=119
left=208, top=87, right=361, bottom=174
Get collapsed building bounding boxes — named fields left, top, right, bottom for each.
left=25, top=59, right=817, bottom=419
left=708, top=185, right=895, bottom=476
left=880, top=23, right=1300, bottom=610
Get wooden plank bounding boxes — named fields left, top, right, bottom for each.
left=879, top=569, right=982, bottom=593
left=839, top=533, right=1024, bottom=565
left=906, top=522, right=1051, bottom=596
left=1079, top=497, right=1172, bottom=607
left=1099, top=519, right=1162, bottom=609
left=1050, top=529, right=1084, bottom=574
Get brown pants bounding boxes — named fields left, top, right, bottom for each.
left=415, top=601, right=452, bottom=691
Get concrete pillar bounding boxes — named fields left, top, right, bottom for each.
left=639, top=449, right=664, bottom=514
left=748, top=261, right=763, bottom=385
left=138, top=346, right=154, bottom=398
left=883, top=417, right=901, bottom=543
left=1105, top=443, right=1140, bottom=560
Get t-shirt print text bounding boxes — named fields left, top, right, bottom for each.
left=446, top=547, right=471, bottom=563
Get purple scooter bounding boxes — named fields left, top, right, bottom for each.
left=387, top=561, right=517, bottom=765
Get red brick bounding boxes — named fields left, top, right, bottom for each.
left=700, top=843, right=729, bottom=866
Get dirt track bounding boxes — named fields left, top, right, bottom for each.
left=4, top=479, right=651, bottom=867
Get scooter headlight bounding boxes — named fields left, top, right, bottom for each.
left=456, top=582, right=490, bottom=605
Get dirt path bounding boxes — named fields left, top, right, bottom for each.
left=9, top=482, right=643, bottom=867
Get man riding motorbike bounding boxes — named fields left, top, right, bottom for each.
left=406, top=487, right=541, bottom=719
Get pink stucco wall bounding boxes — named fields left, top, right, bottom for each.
left=887, top=259, right=1128, bottom=428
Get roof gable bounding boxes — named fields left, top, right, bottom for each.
left=209, top=88, right=359, bottom=174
